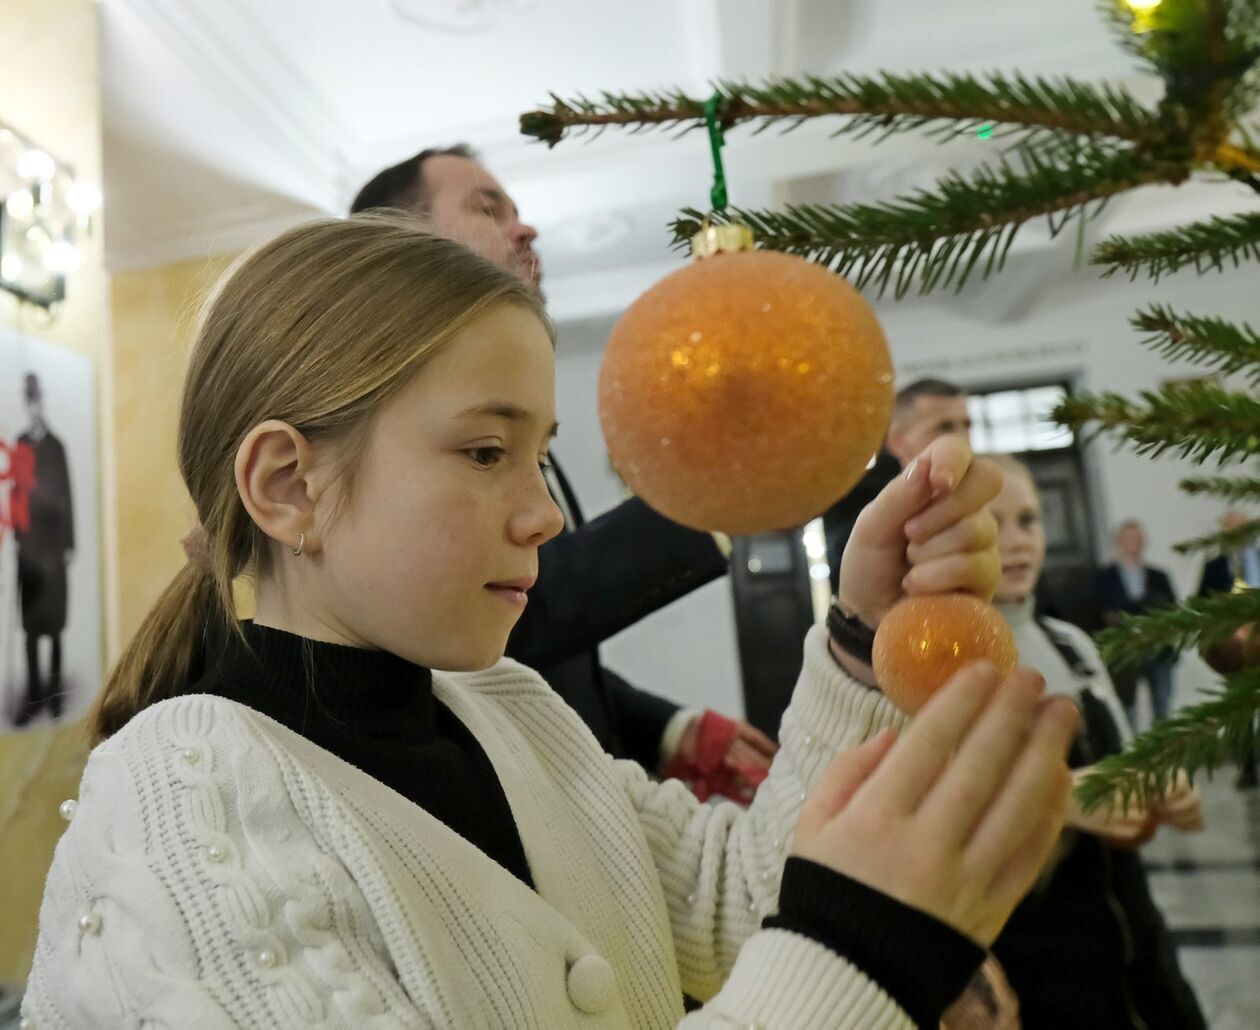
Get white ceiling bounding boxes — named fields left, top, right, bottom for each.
left=99, top=0, right=1258, bottom=324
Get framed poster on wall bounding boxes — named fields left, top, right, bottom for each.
left=0, top=326, right=101, bottom=734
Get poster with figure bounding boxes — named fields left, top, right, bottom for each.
left=0, top=327, right=100, bottom=734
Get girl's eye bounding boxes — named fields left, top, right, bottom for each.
left=468, top=446, right=505, bottom=469
left=538, top=456, right=553, bottom=473
left=1019, top=513, right=1041, bottom=529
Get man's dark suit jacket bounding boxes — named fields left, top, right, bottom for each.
left=1095, top=563, right=1178, bottom=666
left=505, top=459, right=728, bottom=769
left=1096, top=564, right=1177, bottom=620
left=1198, top=553, right=1235, bottom=597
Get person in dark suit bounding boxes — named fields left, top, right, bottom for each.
left=349, top=147, right=775, bottom=783
left=13, top=372, right=74, bottom=727
left=1096, top=519, right=1178, bottom=730
left=1197, top=510, right=1259, bottom=787
left=821, top=378, right=971, bottom=593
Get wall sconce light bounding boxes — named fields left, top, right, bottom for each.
left=0, top=121, right=100, bottom=309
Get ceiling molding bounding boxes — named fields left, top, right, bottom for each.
left=115, top=0, right=352, bottom=206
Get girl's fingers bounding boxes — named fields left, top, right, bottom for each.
left=863, top=663, right=1003, bottom=813
left=919, top=668, right=1045, bottom=847
left=904, top=458, right=1004, bottom=543
left=901, top=549, right=1002, bottom=599
left=964, top=697, right=1079, bottom=879
left=981, top=762, right=1074, bottom=918
left=906, top=511, right=998, bottom=565
left=918, top=434, right=974, bottom=496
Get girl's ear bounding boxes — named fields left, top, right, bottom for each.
left=235, top=420, right=322, bottom=554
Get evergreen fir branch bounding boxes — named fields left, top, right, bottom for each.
left=1097, top=0, right=1166, bottom=74
left=1132, top=303, right=1260, bottom=384
left=1096, top=589, right=1260, bottom=668
left=519, top=72, right=1160, bottom=147
left=1052, top=382, right=1260, bottom=463
left=669, top=148, right=1182, bottom=299
left=1100, top=0, right=1255, bottom=77
left=520, top=89, right=708, bottom=146
left=1075, top=668, right=1260, bottom=811
left=1179, top=473, right=1260, bottom=502
left=1221, top=0, right=1260, bottom=117
left=1229, top=0, right=1260, bottom=112
left=1172, top=517, right=1260, bottom=556
left=1091, top=210, right=1260, bottom=279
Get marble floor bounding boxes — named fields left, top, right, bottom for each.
left=1126, top=665, right=1260, bottom=1030
left=1143, top=773, right=1260, bottom=1030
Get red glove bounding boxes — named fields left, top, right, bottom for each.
left=663, top=709, right=776, bottom=805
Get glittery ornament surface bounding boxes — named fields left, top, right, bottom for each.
left=873, top=594, right=1019, bottom=716
left=598, top=250, right=894, bottom=534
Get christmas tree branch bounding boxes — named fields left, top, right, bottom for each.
left=1173, top=517, right=1260, bottom=556
left=1096, top=590, right=1260, bottom=668
left=1053, top=382, right=1260, bottom=463
left=669, top=148, right=1184, bottom=298
left=1180, top=473, right=1260, bottom=502
left=1216, top=0, right=1260, bottom=118
left=1097, top=0, right=1167, bottom=74
left=519, top=72, right=1160, bottom=148
left=1132, top=303, right=1260, bottom=384
left=1214, top=140, right=1260, bottom=173
left=1091, top=210, right=1260, bottom=279
left=1075, top=668, right=1260, bottom=811
left=1200, top=0, right=1236, bottom=146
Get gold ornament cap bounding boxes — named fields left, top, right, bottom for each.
left=690, top=223, right=755, bottom=259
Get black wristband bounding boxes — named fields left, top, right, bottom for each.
left=767, top=857, right=985, bottom=1029
left=827, top=601, right=875, bottom=666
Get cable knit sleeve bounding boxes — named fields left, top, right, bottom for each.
left=618, top=621, right=953, bottom=1027
left=22, top=696, right=424, bottom=1029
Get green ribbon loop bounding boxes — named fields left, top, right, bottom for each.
left=704, top=93, right=729, bottom=212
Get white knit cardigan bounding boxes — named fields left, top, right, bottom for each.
left=23, top=625, right=913, bottom=1029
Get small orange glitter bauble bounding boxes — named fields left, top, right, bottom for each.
left=598, top=248, right=893, bottom=534
left=873, top=594, right=1019, bottom=715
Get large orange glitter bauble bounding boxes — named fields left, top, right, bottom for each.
left=598, top=249, right=894, bottom=534
left=873, top=594, right=1019, bottom=715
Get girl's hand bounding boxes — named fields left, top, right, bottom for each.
left=838, top=436, right=1002, bottom=631
left=1065, top=769, right=1158, bottom=849
left=793, top=661, right=1078, bottom=947
left=1153, top=770, right=1205, bottom=833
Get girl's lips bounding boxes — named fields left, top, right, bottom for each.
left=486, top=585, right=529, bottom=608
left=485, top=576, right=536, bottom=608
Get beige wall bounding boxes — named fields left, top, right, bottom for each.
left=0, top=1, right=237, bottom=985
left=111, top=253, right=237, bottom=644
left=0, top=0, right=104, bottom=986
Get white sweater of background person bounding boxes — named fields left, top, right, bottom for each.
left=21, top=623, right=925, bottom=1029
left=995, top=598, right=1133, bottom=742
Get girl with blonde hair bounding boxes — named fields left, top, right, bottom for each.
left=984, top=454, right=1205, bottom=1029
left=24, top=217, right=1078, bottom=1028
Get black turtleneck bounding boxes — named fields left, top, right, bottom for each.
left=181, top=621, right=534, bottom=890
